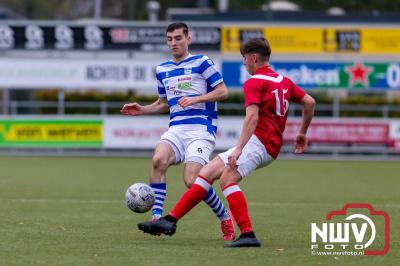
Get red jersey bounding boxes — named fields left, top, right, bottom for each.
left=243, top=66, right=306, bottom=159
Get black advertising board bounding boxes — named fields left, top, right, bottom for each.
left=0, top=24, right=221, bottom=51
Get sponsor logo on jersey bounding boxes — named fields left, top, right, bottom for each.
left=178, top=77, right=191, bottom=82
left=178, top=81, right=192, bottom=90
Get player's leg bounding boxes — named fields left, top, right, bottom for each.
left=171, top=156, right=225, bottom=219
left=183, top=139, right=234, bottom=239
left=184, top=158, right=236, bottom=240
left=219, top=135, right=274, bottom=247
left=137, top=156, right=225, bottom=236
left=219, top=167, right=261, bottom=247
left=149, top=131, right=183, bottom=219
left=183, top=161, right=230, bottom=220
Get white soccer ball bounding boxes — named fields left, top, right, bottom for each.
left=125, top=183, right=155, bottom=213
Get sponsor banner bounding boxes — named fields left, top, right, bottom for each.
left=222, top=26, right=400, bottom=54
left=1, top=117, right=397, bottom=149
left=103, top=117, right=393, bottom=150
left=389, top=120, right=400, bottom=149
left=103, top=117, right=168, bottom=149
left=324, top=28, right=400, bottom=54
left=221, top=26, right=324, bottom=53
left=0, top=58, right=159, bottom=89
left=0, top=24, right=220, bottom=51
left=324, top=28, right=361, bottom=52
left=222, top=61, right=400, bottom=90
left=0, top=119, right=102, bottom=147
left=361, top=28, right=400, bottom=54
left=284, top=120, right=390, bottom=144
left=103, top=116, right=241, bottom=150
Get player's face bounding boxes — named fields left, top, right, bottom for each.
left=242, top=53, right=258, bottom=75
left=166, top=29, right=191, bottom=60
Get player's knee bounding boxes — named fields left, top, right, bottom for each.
left=219, top=176, right=230, bottom=189
left=152, top=154, right=169, bottom=171
left=185, top=179, right=194, bottom=188
left=183, top=177, right=194, bottom=188
left=219, top=169, right=237, bottom=189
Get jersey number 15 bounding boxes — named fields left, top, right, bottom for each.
left=272, top=89, right=289, bottom=116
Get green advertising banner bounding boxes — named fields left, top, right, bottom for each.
left=0, top=119, right=102, bottom=148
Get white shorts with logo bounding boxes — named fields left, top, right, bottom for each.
left=160, top=126, right=215, bottom=165
left=218, top=134, right=274, bottom=178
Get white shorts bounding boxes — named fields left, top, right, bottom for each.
left=160, top=126, right=215, bottom=165
left=218, top=135, right=274, bottom=178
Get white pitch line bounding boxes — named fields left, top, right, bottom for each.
left=1, top=199, right=399, bottom=209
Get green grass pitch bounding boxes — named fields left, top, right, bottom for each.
left=0, top=157, right=399, bottom=265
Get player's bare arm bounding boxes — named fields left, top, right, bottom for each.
left=295, top=94, right=316, bottom=154
left=228, top=104, right=259, bottom=168
left=121, top=98, right=169, bottom=116
left=178, top=82, right=228, bottom=108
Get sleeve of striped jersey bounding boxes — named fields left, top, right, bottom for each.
left=289, top=79, right=306, bottom=103
left=156, top=70, right=166, bottom=98
left=243, top=79, right=261, bottom=107
left=199, top=57, right=223, bottom=88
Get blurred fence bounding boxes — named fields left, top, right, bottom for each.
left=3, top=100, right=400, bottom=118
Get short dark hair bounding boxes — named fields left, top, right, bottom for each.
left=240, top=38, right=271, bottom=62
left=166, top=22, right=189, bottom=36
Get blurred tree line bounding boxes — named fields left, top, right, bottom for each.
left=0, top=0, right=399, bottom=20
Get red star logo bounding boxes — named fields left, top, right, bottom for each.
left=345, top=62, right=373, bottom=87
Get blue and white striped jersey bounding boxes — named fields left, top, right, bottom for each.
left=156, top=54, right=223, bottom=136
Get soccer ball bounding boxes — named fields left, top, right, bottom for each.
left=125, top=183, right=155, bottom=213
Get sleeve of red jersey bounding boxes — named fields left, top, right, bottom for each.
left=290, top=80, right=306, bottom=103
left=243, top=79, right=261, bottom=107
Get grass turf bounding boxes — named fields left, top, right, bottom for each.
left=0, top=157, right=399, bottom=265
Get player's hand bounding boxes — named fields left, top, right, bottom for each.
left=228, top=148, right=242, bottom=168
left=178, top=96, right=199, bottom=108
left=120, top=103, right=145, bottom=116
left=294, top=133, right=308, bottom=154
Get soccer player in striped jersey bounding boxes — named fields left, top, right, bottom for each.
left=121, top=22, right=235, bottom=240
left=137, top=37, right=316, bottom=247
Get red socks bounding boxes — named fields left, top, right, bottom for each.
left=169, top=178, right=254, bottom=235
left=169, top=176, right=211, bottom=219
left=222, top=183, right=253, bottom=234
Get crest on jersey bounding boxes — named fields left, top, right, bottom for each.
left=184, top=68, right=192, bottom=74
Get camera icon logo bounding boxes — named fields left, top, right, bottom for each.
left=311, top=203, right=390, bottom=256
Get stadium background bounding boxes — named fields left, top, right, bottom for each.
left=0, top=0, right=399, bottom=265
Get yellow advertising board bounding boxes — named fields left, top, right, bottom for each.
left=264, top=28, right=324, bottom=53
left=361, top=28, right=400, bottom=54
left=221, top=26, right=251, bottom=52
left=221, top=26, right=324, bottom=53
left=222, top=26, right=400, bottom=54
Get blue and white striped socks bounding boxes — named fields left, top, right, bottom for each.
left=151, top=182, right=228, bottom=221
left=150, top=183, right=167, bottom=219
left=203, top=186, right=229, bottom=221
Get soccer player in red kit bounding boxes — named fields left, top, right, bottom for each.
left=138, top=37, right=316, bottom=247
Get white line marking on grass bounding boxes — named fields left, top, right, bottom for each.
left=2, top=199, right=400, bottom=209
left=2, top=198, right=122, bottom=203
